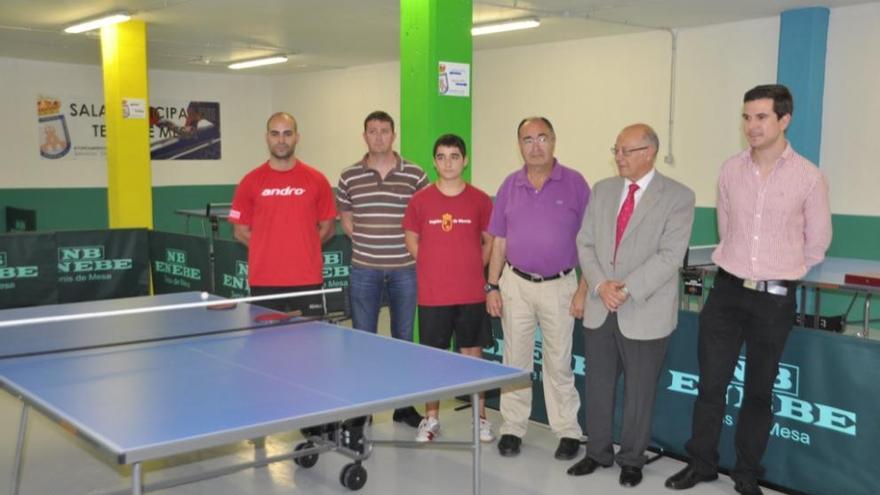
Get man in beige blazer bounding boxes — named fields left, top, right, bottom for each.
left=568, top=124, right=695, bottom=488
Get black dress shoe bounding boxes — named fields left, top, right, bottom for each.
left=566, top=456, right=610, bottom=476
left=619, top=466, right=643, bottom=487
left=734, top=478, right=764, bottom=495
left=554, top=437, right=581, bottom=460
left=392, top=406, right=423, bottom=428
left=497, top=434, right=521, bottom=457
left=665, top=465, right=719, bottom=490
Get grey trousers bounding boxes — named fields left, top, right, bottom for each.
left=584, top=313, right=670, bottom=468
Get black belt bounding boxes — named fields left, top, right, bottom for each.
left=716, top=268, right=796, bottom=296
left=508, top=264, right=573, bottom=283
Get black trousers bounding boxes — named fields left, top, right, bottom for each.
left=250, top=283, right=325, bottom=316
left=685, top=273, right=796, bottom=481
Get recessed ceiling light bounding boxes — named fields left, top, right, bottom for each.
left=64, top=12, right=132, bottom=34
left=472, top=17, right=541, bottom=36
left=228, top=56, right=289, bottom=70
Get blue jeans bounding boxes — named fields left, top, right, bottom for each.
left=349, top=266, right=417, bottom=342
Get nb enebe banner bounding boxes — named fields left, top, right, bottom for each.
left=0, top=233, right=57, bottom=309
left=655, top=312, right=878, bottom=495
left=149, top=232, right=211, bottom=294
left=213, top=239, right=249, bottom=299
left=56, top=230, right=150, bottom=303
left=0, top=230, right=149, bottom=308
left=213, top=234, right=352, bottom=312
left=485, top=311, right=879, bottom=495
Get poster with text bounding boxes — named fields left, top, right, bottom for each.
left=37, top=95, right=221, bottom=160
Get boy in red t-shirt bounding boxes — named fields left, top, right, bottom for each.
left=402, top=134, right=495, bottom=443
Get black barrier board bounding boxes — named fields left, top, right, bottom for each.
left=212, top=239, right=249, bottom=299
left=653, top=312, right=879, bottom=495
left=56, top=229, right=149, bottom=302
left=322, top=234, right=351, bottom=314
left=0, top=232, right=58, bottom=308
left=149, top=231, right=211, bottom=294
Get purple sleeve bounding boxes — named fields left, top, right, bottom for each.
left=487, top=179, right=509, bottom=238
left=578, top=177, right=591, bottom=225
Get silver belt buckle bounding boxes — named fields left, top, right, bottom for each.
left=767, top=283, right=789, bottom=296
left=743, top=279, right=758, bottom=290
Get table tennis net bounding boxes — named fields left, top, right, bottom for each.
left=0, top=289, right=350, bottom=359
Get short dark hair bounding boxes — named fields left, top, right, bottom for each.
left=433, top=133, right=467, bottom=158
left=517, top=116, right=555, bottom=137
left=744, top=84, right=793, bottom=119
left=364, top=110, right=395, bottom=132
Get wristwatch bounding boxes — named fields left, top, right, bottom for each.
left=484, top=283, right=500, bottom=293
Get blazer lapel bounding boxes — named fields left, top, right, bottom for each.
left=605, top=177, right=625, bottom=252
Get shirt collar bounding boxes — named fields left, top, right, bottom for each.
left=359, top=151, right=404, bottom=171
left=744, top=141, right=795, bottom=168
left=513, top=159, right=561, bottom=186
left=625, top=167, right=656, bottom=191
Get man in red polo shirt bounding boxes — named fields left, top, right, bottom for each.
left=229, top=112, right=336, bottom=315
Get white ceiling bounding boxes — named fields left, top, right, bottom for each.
left=0, top=0, right=874, bottom=75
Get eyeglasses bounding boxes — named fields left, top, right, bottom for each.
left=610, top=146, right=649, bottom=157
left=520, top=135, right=553, bottom=146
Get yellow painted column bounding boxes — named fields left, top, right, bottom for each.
left=100, top=20, right=153, bottom=228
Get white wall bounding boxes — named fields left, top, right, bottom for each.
left=822, top=2, right=880, bottom=216
left=3, top=3, right=879, bottom=217
left=271, top=63, right=400, bottom=182
left=672, top=17, right=779, bottom=206
left=473, top=30, right=673, bottom=193
left=269, top=19, right=780, bottom=207
left=0, top=57, right=270, bottom=188
left=149, top=69, right=272, bottom=186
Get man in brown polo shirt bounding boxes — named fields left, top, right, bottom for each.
left=336, top=110, right=428, bottom=427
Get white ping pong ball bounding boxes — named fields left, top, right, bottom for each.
left=200, top=292, right=210, bottom=300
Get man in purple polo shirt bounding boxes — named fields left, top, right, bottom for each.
left=486, top=116, right=590, bottom=459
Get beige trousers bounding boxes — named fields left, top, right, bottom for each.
left=498, top=265, right=583, bottom=439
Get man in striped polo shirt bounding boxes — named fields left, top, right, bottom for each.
left=337, top=110, right=428, bottom=427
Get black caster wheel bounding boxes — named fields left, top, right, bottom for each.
left=293, top=441, right=318, bottom=468
left=339, top=462, right=367, bottom=490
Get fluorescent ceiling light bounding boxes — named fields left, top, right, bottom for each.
left=228, top=56, right=289, bottom=70
left=64, top=12, right=131, bottom=34
left=472, top=17, right=540, bottom=36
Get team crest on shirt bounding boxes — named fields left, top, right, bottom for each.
left=441, top=213, right=454, bottom=232
left=428, top=213, right=473, bottom=232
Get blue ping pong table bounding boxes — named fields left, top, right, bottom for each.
left=1, top=292, right=529, bottom=494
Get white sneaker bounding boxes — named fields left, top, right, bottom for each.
left=415, top=417, right=440, bottom=442
left=479, top=417, right=495, bottom=443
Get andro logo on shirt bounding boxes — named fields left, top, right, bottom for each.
left=261, top=187, right=306, bottom=197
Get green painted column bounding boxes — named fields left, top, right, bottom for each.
left=400, top=0, right=473, bottom=182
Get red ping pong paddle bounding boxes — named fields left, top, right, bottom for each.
left=254, top=310, right=302, bottom=323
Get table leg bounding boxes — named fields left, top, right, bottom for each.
left=471, top=392, right=480, bottom=495
left=860, top=294, right=872, bottom=339
left=9, top=403, right=28, bottom=495
left=131, top=463, right=142, bottom=495
left=799, top=285, right=807, bottom=327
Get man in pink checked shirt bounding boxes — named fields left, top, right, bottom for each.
left=666, top=85, right=832, bottom=495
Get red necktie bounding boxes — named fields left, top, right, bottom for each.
left=615, top=183, right=640, bottom=255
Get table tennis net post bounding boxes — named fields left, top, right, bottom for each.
left=0, top=288, right=347, bottom=360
